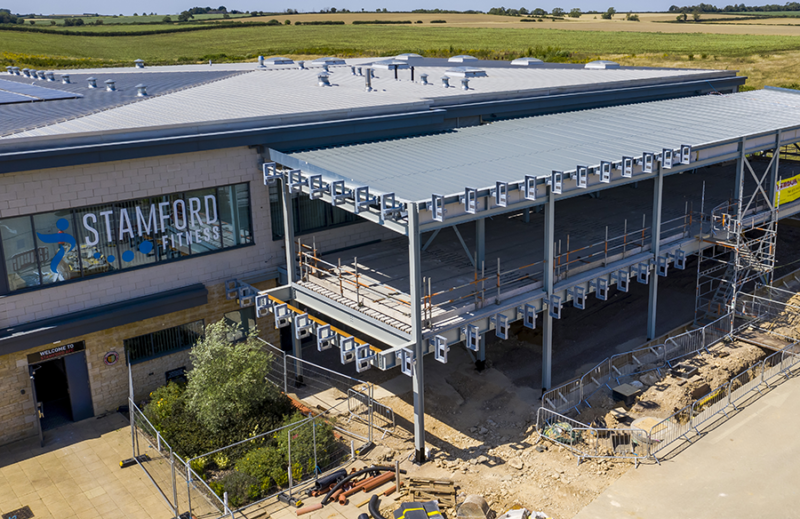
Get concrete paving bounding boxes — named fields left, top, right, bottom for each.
left=0, top=413, right=180, bottom=519
left=575, top=373, right=800, bottom=519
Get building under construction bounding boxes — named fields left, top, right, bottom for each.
left=2, top=55, right=798, bottom=466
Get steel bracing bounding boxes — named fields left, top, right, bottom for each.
left=695, top=137, right=780, bottom=326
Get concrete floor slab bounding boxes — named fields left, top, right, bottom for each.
left=575, top=373, right=800, bottom=519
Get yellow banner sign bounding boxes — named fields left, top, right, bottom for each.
left=777, top=174, right=800, bottom=205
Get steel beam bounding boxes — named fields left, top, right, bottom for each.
left=542, top=187, right=555, bottom=391
left=769, top=131, right=782, bottom=204
left=408, top=202, right=426, bottom=463
left=476, top=334, right=486, bottom=371
left=647, top=163, right=664, bottom=340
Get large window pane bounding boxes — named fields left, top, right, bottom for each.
left=33, top=211, right=82, bottom=285
left=223, top=306, right=256, bottom=341
left=74, top=204, right=120, bottom=278
left=219, top=184, right=253, bottom=248
left=2, top=216, right=41, bottom=290
left=116, top=197, right=161, bottom=270
left=234, top=183, right=253, bottom=245
left=184, top=187, right=222, bottom=254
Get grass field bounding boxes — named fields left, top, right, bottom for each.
left=3, top=12, right=800, bottom=89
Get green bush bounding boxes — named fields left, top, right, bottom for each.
left=185, top=320, right=288, bottom=434
left=234, top=445, right=284, bottom=483
left=275, top=412, right=335, bottom=476
left=143, top=382, right=184, bottom=431
left=222, top=472, right=259, bottom=507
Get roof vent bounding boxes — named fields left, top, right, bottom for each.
left=511, top=57, right=544, bottom=66
left=87, top=77, right=98, bottom=88
left=258, top=55, right=264, bottom=68
left=364, top=67, right=373, bottom=92
left=45, top=71, right=55, bottom=81
left=298, top=60, right=305, bottom=70
left=420, top=73, right=429, bottom=85
left=461, top=78, right=470, bottom=90
left=12, top=67, right=20, bottom=75
left=135, top=59, right=145, bottom=69
left=357, top=67, right=363, bottom=76
left=448, top=55, right=477, bottom=63
left=441, top=76, right=450, bottom=88
left=318, top=73, right=331, bottom=87
left=37, top=70, right=46, bottom=80
left=322, top=64, right=329, bottom=73
left=29, top=69, right=38, bottom=79
left=5, top=66, right=11, bottom=74
left=351, top=66, right=356, bottom=75
left=395, top=53, right=423, bottom=61
left=313, top=57, right=346, bottom=66
left=265, top=56, right=294, bottom=65
left=22, top=68, right=30, bottom=77
left=61, top=74, right=71, bottom=84
left=445, top=67, right=487, bottom=78
left=585, top=60, right=620, bottom=70
left=105, top=79, right=116, bottom=91
left=135, top=84, right=148, bottom=96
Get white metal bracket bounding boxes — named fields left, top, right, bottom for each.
left=657, top=255, right=669, bottom=277
left=316, top=324, right=335, bottom=351
left=274, top=303, right=291, bottom=328
left=680, top=145, right=692, bottom=165
left=600, top=161, right=611, bottom=183
left=642, top=152, right=654, bottom=173
left=400, top=347, right=415, bottom=377
left=661, top=148, right=674, bottom=169
left=255, top=294, right=272, bottom=318
left=340, top=336, right=356, bottom=364
left=355, top=343, right=375, bottom=373
left=491, top=314, right=509, bottom=340
left=309, top=175, right=326, bottom=200
left=331, top=180, right=349, bottom=207
left=225, top=279, right=238, bottom=300
left=463, top=187, right=478, bottom=213
left=354, top=186, right=372, bottom=214
left=548, top=295, right=562, bottom=319
left=464, top=323, right=480, bottom=351
left=577, top=166, right=588, bottom=188
left=523, top=176, right=537, bottom=200
left=433, top=335, right=449, bottom=364
left=380, top=193, right=401, bottom=222
left=675, top=249, right=686, bottom=270
left=549, top=171, right=563, bottom=194
left=288, top=169, right=306, bottom=194
left=591, top=277, right=608, bottom=300
left=494, top=181, right=508, bottom=207
left=431, top=194, right=445, bottom=221
left=637, top=262, right=651, bottom=284
left=294, top=313, right=312, bottom=339
left=522, top=303, right=537, bottom=329
left=262, top=162, right=280, bottom=185
left=568, top=285, right=586, bottom=310
left=622, top=157, right=633, bottom=178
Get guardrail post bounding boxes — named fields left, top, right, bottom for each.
left=171, top=450, right=178, bottom=519
left=186, top=459, right=193, bottom=517
left=368, top=384, right=374, bottom=444
left=283, top=355, right=288, bottom=394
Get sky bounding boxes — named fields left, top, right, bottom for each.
left=5, top=2, right=686, bottom=16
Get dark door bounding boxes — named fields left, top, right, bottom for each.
left=32, top=358, right=72, bottom=431
left=64, top=351, right=94, bottom=422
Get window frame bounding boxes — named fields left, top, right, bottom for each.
left=124, top=319, right=205, bottom=365
left=0, top=182, right=254, bottom=296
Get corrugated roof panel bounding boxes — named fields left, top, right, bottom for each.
left=288, top=89, right=800, bottom=202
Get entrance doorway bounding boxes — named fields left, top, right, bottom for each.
left=30, top=350, right=94, bottom=431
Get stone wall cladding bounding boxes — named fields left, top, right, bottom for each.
left=0, top=279, right=280, bottom=447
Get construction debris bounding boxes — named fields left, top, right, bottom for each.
left=401, top=477, right=457, bottom=508
left=456, top=495, right=490, bottom=519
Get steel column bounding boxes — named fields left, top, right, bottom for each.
left=476, top=218, right=486, bottom=267
left=769, top=131, right=782, bottom=204
left=734, top=139, right=745, bottom=202
left=281, top=176, right=297, bottom=283
left=647, top=163, right=664, bottom=340
left=408, top=202, right=426, bottom=463
left=476, top=334, right=486, bottom=371
left=542, top=187, right=555, bottom=391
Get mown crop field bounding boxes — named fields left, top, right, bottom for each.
left=22, top=13, right=250, bottom=25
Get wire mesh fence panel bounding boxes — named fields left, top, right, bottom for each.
left=571, top=428, right=649, bottom=463
left=727, top=362, right=763, bottom=407
left=542, top=378, right=582, bottom=415
left=609, top=344, right=666, bottom=385
left=691, top=382, right=732, bottom=430
left=704, top=313, right=733, bottom=348
left=536, top=408, right=592, bottom=457
left=579, top=360, right=612, bottom=404
left=286, top=409, right=354, bottom=493
left=131, top=401, right=179, bottom=515
left=258, top=339, right=288, bottom=392
left=664, top=329, right=704, bottom=365
left=761, top=351, right=785, bottom=386
left=646, top=404, right=694, bottom=460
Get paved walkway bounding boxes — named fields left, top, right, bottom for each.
left=575, top=373, right=800, bottom=519
left=0, top=413, right=175, bottom=519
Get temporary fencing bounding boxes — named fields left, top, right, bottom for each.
left=544, top=313, right=733, bottom=416
left=537, top=340, right=800, bottom=466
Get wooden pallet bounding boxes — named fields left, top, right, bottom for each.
left=402, top=478, right=457, bottom=508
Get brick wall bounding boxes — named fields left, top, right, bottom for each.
left=0, top=279, right=280, bottom=447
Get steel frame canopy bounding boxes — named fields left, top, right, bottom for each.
left=270, top=88, right=800, bottom=234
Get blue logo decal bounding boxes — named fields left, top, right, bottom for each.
left=36, top=218, right=76, bottom=274
left=38, top=218, right=155, bottom=273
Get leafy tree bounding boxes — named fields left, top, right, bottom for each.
left=532, top=7, right=547, bottom=16
left=692, top=8, right=701, bottom=20
left=600, top=7, right=616, bottom=19
left=519, top=7, right=529, bottom=14
left=218, top=5, right=227, bottom=11
left=178, top=10, right=194, bottom=22
left=551, top=7, right=565, bottom=16
left=0, top=9, right=20, bottom=24
left=185, top=320, right=282, bottom=434
left=163, top=15, right=172, bottom=22
left=568, top=8, right=582, bottom=17
left=626, top=12, right=640, bottom=21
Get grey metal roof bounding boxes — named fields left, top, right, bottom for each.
left=0, top=70, right=244, bottom=136
left=2, top=64, right=734, bottom=140
left=287, top=89, right=800, bottom=203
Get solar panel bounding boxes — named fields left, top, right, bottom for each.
left=0, top=79, right=82, bottom=101
left=0, top=91, right=33, bottom=105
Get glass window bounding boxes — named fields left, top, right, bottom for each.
left=269, top=184, right=357, bottom=240
left=125, top=320, right=205, bottom=364
left=0, top=182, right=253, bottom=294
left=184, top=187, right=222, bottom=254
left=33, top=211, right=82, bottom=285
left=73, top=204, right=120, bottom=278
left=223, top=306, right=256, bottom=341
left=2, top=216, right=40, bottom=291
